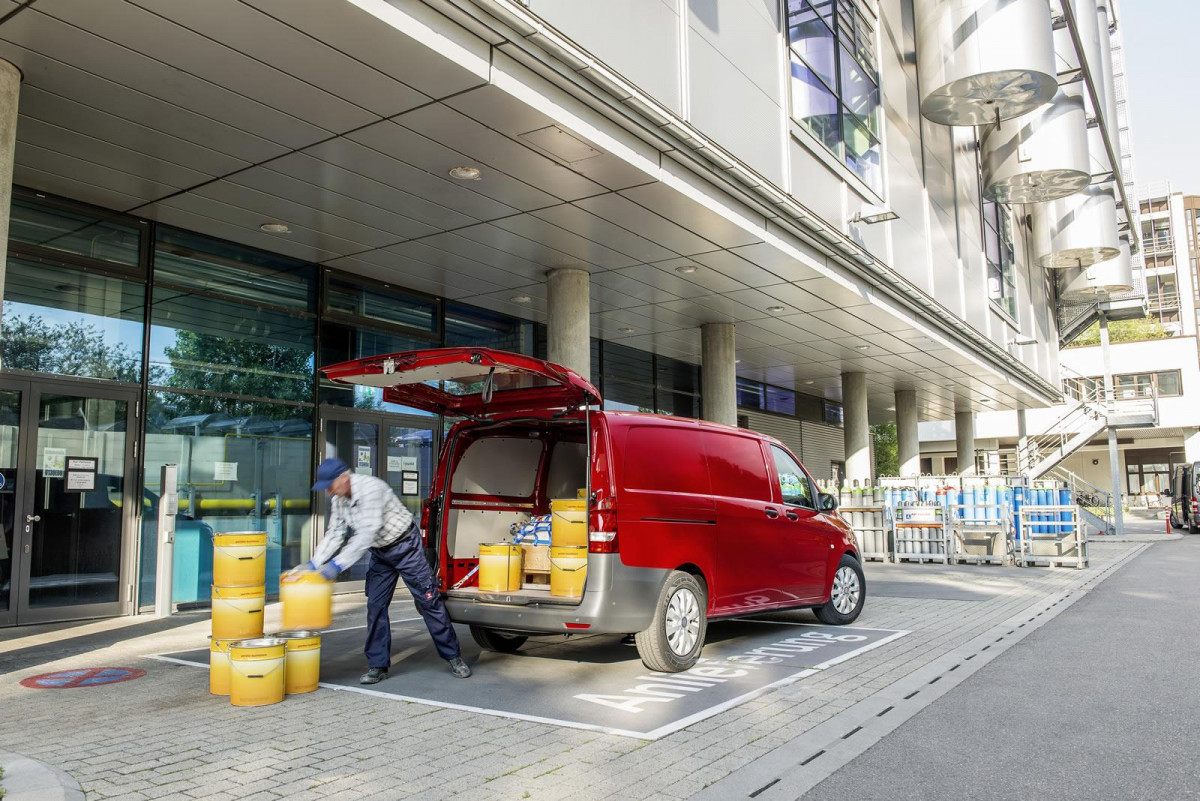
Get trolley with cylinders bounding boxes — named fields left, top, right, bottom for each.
left=828, top=482, right=891, bottom=562
left=892, top=503, right=950, bottom=564
left=1015, top=486, right=1088, bottom=568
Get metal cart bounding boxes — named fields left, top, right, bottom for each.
left=841, top=505, right=891, bottom=562
left=893, top=506, right=949, bottom=564
left=1016, top=505, right=1088, bottom=568
left=949, top=502, right=1011, bottom=565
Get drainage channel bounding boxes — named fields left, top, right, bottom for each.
left=695, top=543, right=1151, bottom=801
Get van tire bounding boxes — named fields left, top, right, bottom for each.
left=469, top=625, right=527, bottom=653
left=636, top=571, right=707, bottom=673
left=813, top=554, right=865, bottom=625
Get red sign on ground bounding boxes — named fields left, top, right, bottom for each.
left=20, top=667, right=146, bottom=689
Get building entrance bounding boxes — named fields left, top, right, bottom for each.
left=316, top=407, right=438, bottom=591
left=0, top=376, right=138, bottom=626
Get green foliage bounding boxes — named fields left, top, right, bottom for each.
left=0, top=305, right=140, bottom=382
left=871, top=422, right=898, bottom=477
left=1067, top=317, right=1172, bottom=348
left=159, top=330, right=312, bottom=415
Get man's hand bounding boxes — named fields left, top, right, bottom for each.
left=316, top=561, right=341, bottom=581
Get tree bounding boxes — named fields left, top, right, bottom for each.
left=159, top=330, right=313, bottom=416
left=871, top=422, right=898, bottom=478
left=1067, top=317, right=1171, bottom=348
left=0, top=305, right=140, bottom=382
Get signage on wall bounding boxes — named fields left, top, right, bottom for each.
left=65, top=456, right=98, bottom=493
left=214, top=461, right=238, bottom=481
left=43, top=447, right=66, bottom=478
left=356, top=446, right=372, bottom=474
left=388, top=455, right=418, bottom=473
left=400, top=470, right=420, bottom=496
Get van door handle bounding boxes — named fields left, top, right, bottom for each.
left=785, top=511, right=799, bottom=521
left=764, top=507, right=780, bottom=519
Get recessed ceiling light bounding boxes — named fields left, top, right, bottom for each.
left=618, top=326, right=635, bottom=334
left=449, top=165, right=482, bottom=181
left=675, top=265, right=698, bottom=275
left=510, top=294, right=532, bottom=303
left=855, top=344, right=870, bottom=351
left=804, top=380, right=815, bottom=385
left=259, top=222, right=290, bottom=233
left=766, top=305, right=786, bottom=313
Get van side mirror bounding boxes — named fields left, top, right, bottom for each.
left=819, top=493, right=838, bottom=512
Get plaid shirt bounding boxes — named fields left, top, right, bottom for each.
left=312, top=473, right=415, bottom=570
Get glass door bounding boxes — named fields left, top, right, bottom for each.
left=0, top=376, right=138, bottom=625
left=317, top=409, right=438, bottom=591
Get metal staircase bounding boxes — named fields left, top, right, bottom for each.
left=1046, top=466, right=1115, bottom=535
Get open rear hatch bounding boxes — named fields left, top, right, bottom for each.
left=320, top=347, right=600, bottom=418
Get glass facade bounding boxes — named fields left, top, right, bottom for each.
left=983, top=198, right=1018, bottom=321
left=0, top=188, right=709, bottom=611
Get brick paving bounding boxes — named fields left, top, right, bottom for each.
left=0, top=535, right=1157, bottom=801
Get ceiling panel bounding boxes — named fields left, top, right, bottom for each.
left=347, top=121, right=559, bottom=213
left=754, top=282, right=835, bottom=313
left=139, top=203, right=344, bottom=264
left=797, top=276, right=873, bottom=309
left=489, top=214, right=638, bottom=270
left=690, top=249, right=786, bottom=287
left=15, top=141, right=177, bottom=205
left=13, top=164, right=150, bottom=212
left=574, top=194, right=718, bottom=256
left=0, top=43, right=288, bottom=164
left=444, top=84, right=658, bottom=192
left=807, top=308, right=881, bottom=337
left=395, top=104, right=607, bottom=203
left=243, top=0, right=490, bottom=101
left=729, top=241, right=823, bottom=282
left=619, top=181, right=764, bottom=249
left=0, top=7, right=333, bottom=149
left=329, top=248, right=510, bottom=299
left=603, top=304, right=705, bottom=332
left=128, top=0, right=430, bottom=118
left=382, top=241, right=535, bottom=290
left=531, top=204, right=676, bottom=264
left=589, top=268, right=683, bottom=307
left=451, top=222, right=600, bottom=271
left=614, top=263, right=713, bottom=299
left=394, top=232, right=550, bottom=283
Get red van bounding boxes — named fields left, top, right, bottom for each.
left=323, top=348, right=864, bottom=672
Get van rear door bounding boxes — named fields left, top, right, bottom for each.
left=321, top=348, right=601, bottom=417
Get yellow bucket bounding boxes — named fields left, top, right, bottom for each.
left=280, top=571, right=334, bottom=630
left=478, top=543, right=523, bottom=592
left=209, top=637, right=238, bottom=695
left=550, top=545, right=588, bottom=598
left=228, top=638, right=286, bottom=707
left=211, top=585, right=265, bottom=640
left=213, top=532, right=268, bottom=587
left=551, top=499, right=587, bottom=547
left=273, top=631, right=321, bottom=694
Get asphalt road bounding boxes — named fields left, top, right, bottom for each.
left=805, top=536, right=1200, bottom=801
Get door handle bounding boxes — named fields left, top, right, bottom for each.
left=764, top=507, right=780, bottom=519
left=785, top=511, right=799, bottom=521
left=25, top=514, right=40, bottom=523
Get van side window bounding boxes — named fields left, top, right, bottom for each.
left=703, top=432, right=771, bottom=500
left=624, top=426, right=710, bottom=494
left=770, top=446, right=815, bottom=509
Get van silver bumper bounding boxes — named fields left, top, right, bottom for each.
left=444, top=555, right=668, bottom=635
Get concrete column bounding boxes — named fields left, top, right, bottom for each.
left=546, top=267, right=591, bottom=380
left=955, top=409, right=976, bottom=475
left=1099, top=313, right=1123, bottom=535
left=895, top=389, right=919, bottom=478
left=700, top=323, right=736, bottom=426
left=842, top=372, right=871, bottom=484
left=0, top=60, right=20, bottom=333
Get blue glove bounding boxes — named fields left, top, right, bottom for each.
left=311, top=560, right=341, bottom=581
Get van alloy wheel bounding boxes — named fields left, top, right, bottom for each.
left=665, top=587, right=700, bottom=656
left=831, top=566, right=860, bottom=615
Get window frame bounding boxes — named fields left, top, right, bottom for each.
left=981, top=196, right=1019, bottom=324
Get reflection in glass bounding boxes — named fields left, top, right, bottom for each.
left=843, top=112, right=882, bottom=192
left=788, top=2, right=836, bottom=88
left=9, top=198, right=141, bottom=268
left=0, top=390, right=18, bottom=613
left=1, top=259, right=144, bottom=382
left=139, top=392, right=312, bottom=606
left=839, top=46, right=879, bottom=134
left=29, top=395, right=126, bottom=608
left=445, top=301, right=541, bottom=355
left=318, top=322, right=433, bottom=416
left=325, top=277, right=437, bottom=334
left=791, top=57, right=841, bottom=153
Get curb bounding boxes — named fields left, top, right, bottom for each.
left=0, top=749, right=84, bottom=801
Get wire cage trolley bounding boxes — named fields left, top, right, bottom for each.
left=892, top=504, right=949, bottom=564
left=949, top=501, right=1012, bottom=566
left=1015, top=504, right=1088, bottom=569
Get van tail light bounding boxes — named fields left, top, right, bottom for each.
left=1192, top=497, right=1198, bottom=515
left=588, top=493, right=618, bottom=554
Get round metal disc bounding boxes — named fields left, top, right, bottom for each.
left=986, top=169, right=1093, bottom=204
left=921, top=69, right=1058, bottom=126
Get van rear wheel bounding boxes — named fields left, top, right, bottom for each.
left=636, top=571, right=707, bottom=673
left=469, top=625, right=527, bottom=653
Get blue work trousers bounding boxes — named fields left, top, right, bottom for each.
left=364, top=525, right=460, bottom=667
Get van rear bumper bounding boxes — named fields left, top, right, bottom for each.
left=444, top=555, right=668, bottom=635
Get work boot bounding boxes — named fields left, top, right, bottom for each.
left=447, top=657, right=472, bottom=678
left=360, top=667, right=389, bottom=685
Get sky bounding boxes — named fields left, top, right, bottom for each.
left=1119, top=1, right=1200, bottom=193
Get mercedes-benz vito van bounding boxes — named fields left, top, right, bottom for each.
left=323, top=348, right=864, bottom=672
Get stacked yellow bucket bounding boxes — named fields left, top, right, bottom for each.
left=210, top=532, right=267, bottom=702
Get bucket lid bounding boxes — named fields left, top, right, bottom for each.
left=212, top=584, right=266, bottom=599
left=229, top=637, right=286, bottom=649
left=214, top=532, right=267, bottom=546
left=270, top=630, right=322, bottom=639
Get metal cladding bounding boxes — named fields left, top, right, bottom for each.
left=982, top=88, right=1090, bottom=204
left=1032, top=185, right=1120, bottom=269
left=1060, top=240, right=1134, bottom=299
left=915, top=0, right=1058, bottom=126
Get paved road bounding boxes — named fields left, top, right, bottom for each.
left=806, top=535, right=1200, bottom=800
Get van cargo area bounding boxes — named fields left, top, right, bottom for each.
left=439, top=417, right=589, bottom=606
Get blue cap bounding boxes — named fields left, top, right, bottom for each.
left=312, top=458, right=349, bottom=491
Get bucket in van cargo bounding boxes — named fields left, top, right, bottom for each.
left=211, top=585, right=265, bottom=640
left=272, top=631, right=321, bottom=694
left=280, top=571, right=333, bottom=630
left=550, top=545, right=587, bottom=598
left=551, top=499, right=587, bottom=547
left=209, top=637, right=238, bottom=695
left=212, top=532, right=268, bottom=586
left=228, top=638, right=286, bottom=707
left=478, top=543, right=523, bottom=592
